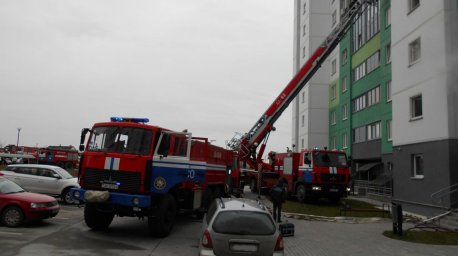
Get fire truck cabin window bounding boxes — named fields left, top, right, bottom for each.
left=88, top=126, right=152, bottom=155
left=313, top=152, right=348, bottom=168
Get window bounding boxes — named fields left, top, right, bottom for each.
left=303, top=2, right=306, bottom=14
left=386, top=44, right=391, bottom=64
left=342, top=133, right=348, bottom=148
left=353, top=94, right=367, bottom=112
left=410, top=94, right=423, bottom=119
left=352, top=2, right=379, bottom=51
left=367, top=86, right=380, bottom=106
left=303, top=46, right=306, bottom=58
left=352, top=86, right=379, bottom=112
left=411, top=154, right=424, bottom=178
left=331, top=136, right=336, bottom=149
left=301, top=139, right=304, bottom=149
left=387, top=120, right=392, bottom=141
left=353, top=126, right=366, bottom=143
left=331, top=59, right=337, bottom=75
left=409, top=38, right=421, bottom=65
left=302, top=115, right=305, bottom=127
left=408, top=0, right=420, bottom=14
left=367, top=122, right=381, bottom=140
left=342, top=104, right=348, bottom=120
left=331, top=111, right=336, bottom=125
left=330, top=84, right=337, bottom=100
left=342, top=77, right=347, bottom=92
left=353, top=51, right=379, bottom=82
left=303, top=24, right=306, bottom=36
left=213, top=211, right=275, bottom=235
left=386, top=80, right=392, bottom=101
left=366, top=51, right=380, bottom=74
left=386, top=7, right=391, bottom=27
left=342, top=49, right=348, bottom=64
left=302, top=91, right=305, bottom=103
left=332, top=10, right=337, bottom=27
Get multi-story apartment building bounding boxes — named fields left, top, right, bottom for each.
left=292, top=0, right=332, bottom=151
left=331, top=0, right=393, bottom=184
left=391, top=0, right=458, bottom=215
left=293, top=0, right=458, bottom=216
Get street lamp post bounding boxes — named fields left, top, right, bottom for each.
left=17, top=128, right=21, bottom=147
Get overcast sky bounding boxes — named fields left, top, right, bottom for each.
left=0, top=0, right=294, bottom=155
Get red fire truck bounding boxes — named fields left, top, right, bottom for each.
left=272, top=148, right=350, bottom=203
left=37, top=146, right=79, bottom=169
left=70, top=117, right=241, bottom=237
left=1, top=145, right=78, bottom=169
left=228, top=0, right=373, bottom=199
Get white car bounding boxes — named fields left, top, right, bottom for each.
left=0, top=164, right=80, bottom=204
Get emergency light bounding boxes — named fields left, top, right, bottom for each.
left=110, top=117, right=149, bottom=123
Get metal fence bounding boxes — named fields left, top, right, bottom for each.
left=353, top=180, right=392, bottom=197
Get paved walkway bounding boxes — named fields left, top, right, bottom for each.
left=243, top=190, right=458, bottom=256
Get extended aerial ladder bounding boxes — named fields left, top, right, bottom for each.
left=228, top=0, right=376, bottom=171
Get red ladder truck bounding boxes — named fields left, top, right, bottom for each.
left=228, top=0, right=374, bottom=199
left=70, top=117, right=241, bottom=237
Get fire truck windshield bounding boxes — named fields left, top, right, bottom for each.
left=313, top=151, right=348, bottom=168
left=88, top=126, right=152, bottom=155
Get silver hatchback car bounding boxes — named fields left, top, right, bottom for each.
left=0, top=164, right=80, bottom=204
left=199, top=197, right=284, bottom=256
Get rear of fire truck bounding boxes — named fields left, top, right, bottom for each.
left=71, top=117, right=238, bottom=237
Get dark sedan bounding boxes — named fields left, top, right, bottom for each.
left=0, top=177, right=60, bottom=227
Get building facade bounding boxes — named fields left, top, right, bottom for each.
left=293, top=0, right=458, bottom=216
left=292, top=0, right=332, bottom=152
left=391, top=0, right=458, bottom=215
left=331, top=0, right=393, bottom=186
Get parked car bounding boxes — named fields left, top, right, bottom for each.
left=0, top=177, right=59, bottom=227
left=199, top=197, right=284, bottom=256
left=0, top=164, right=80, bottom=204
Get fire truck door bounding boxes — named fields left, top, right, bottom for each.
left=152, top=131, right=196, bottom=192
left=283, top=157, right=293, bottom=175
left=283, top=157, right=293, bottom=189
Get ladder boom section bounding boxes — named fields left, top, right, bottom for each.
left=230, top=0, right=374, bottom=161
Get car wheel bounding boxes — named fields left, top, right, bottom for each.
left=1, top=206, right=24, bottom=227
left=84, top=203, right=114, bottom=230
left=149, top=194, right=177, bottom=237
left=61, top=187, right=75, bottom=204
left=296, top=184, right=306, bottom=203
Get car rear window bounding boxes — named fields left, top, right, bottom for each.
left=212, top=211, right=275, bottom=235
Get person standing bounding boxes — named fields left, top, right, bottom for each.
left=270, top=177, right=287, bottom=222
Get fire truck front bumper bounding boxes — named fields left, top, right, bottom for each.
left=70, top=188, right=151, bottom=208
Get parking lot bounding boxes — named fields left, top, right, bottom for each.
left=1, top=194, right=458, bottom=256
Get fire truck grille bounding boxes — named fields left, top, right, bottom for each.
left=320, top=174, right=346, bottom=183
left=83, top=169, right=141, bottom=193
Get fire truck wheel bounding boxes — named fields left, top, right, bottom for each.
left=149, top=194, right=177, bottom=238
left=84, top=203, right=114, bottom=230
left=296, top=184, right=306, bottom=203
left=61, top=187, right=76, bottom=204
left=65, top=162, right=73, bottom=169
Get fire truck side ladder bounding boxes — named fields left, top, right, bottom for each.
left=228, top=0, right=376, bottom=164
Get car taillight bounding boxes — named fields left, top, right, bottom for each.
left=275, top=234, right=284, bottom=251
left=0, top=172, right=3, bottom=176
left=201, top=229, right=213, bottom=248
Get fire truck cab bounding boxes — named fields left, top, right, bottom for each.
left=71, top=117, right=240, bottom=237
left=273, top=148, right=351, bottom=203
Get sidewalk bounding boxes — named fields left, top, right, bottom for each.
left=242, top=189, right=458, bottom=256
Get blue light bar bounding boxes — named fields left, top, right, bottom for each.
left=110, top=117, right=149, bottom=123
